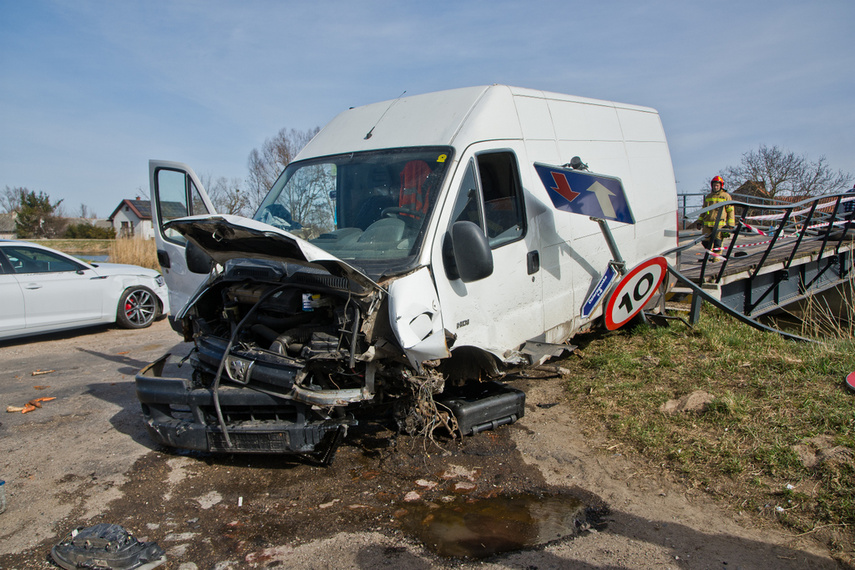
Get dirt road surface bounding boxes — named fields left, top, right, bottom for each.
left=0, top=320, right=844, bottom=569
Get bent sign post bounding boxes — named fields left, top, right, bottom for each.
left=604, top=257, right=668, bottom=330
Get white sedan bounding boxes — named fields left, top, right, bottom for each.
left=0, top=240, right=170, bottom=340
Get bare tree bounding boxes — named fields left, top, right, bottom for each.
left=246, top=127, right=319, bottom=212
left=268, top=163, right=336, bottom=237
left=722, top=145, right=852, bottom=199
left=77, top=203, right=97, bottom=219
left=200, top=174, right=251, bottom=216
left=1, top=186, right=26, bottom=213
left=796, top=155, right=851, bottom=197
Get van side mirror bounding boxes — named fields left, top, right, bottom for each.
left=447, top=221, right=493, bottom=282
left=186, top=240, right=214, bottom=274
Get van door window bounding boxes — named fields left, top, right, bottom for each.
left=155, top=168, right=212, bottom=244
left=450, top=152, right=525, bottom=248
left=449, top=160, right=483, bottom=226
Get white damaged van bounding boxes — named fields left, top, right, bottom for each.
left=136, top=85, right=678, bottom=459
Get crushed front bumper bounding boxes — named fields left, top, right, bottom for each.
left=135, top=354, right=354, bottom=457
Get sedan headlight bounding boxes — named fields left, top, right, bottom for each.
left=155, top=275, right=165, bottom=287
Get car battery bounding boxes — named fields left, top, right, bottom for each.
left=438, top=381, right=525, bottom=435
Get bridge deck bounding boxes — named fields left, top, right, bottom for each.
left=677, top=230, right=854, bottom=284
left=673, top=229, right=854, bottom=317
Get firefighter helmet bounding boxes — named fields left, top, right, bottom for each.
left=710, top=175, right=725, bottom=189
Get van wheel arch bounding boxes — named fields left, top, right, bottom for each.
left=438, top=346, right=503, bottom=382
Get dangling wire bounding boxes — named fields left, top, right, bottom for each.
left=211, top=283, right=290, bottom=448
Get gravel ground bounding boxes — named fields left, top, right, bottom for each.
left=0, top=320, right=844, bottom=569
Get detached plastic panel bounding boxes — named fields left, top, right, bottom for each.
left=439, top=381, right=525, bottom=435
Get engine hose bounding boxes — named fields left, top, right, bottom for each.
left=250, top=324, right=280, bottom=346
left=272, top=325, right=339, bottom=355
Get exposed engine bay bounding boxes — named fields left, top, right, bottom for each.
left=136, top=259, right=458, bottom=463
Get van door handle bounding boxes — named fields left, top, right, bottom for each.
left=24, top=283, right=43, bottom=290
left=527, top=251, right=540, bottom=275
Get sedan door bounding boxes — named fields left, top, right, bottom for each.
left=0, top=255, right=26, bottom=336
left=3, top=246, right=105, bottom=332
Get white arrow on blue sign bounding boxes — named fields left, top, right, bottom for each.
left=581, top=264, right=618, bottom=319
left=534, top=163, right=635, bottom=224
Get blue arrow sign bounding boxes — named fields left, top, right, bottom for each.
left=581, top=264, right=618, bottom=318
left=534, top=163, right=635, bottom=224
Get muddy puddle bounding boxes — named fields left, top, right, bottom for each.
left=398, top=492, right=592, bottom=559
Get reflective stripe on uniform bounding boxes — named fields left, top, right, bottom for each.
left=701, top=191, right=735, bottom=227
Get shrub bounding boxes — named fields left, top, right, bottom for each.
left=64, top=223, right=117, bottom=239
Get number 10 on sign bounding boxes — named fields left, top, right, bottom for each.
left=604, top=257, right=668, bottom=330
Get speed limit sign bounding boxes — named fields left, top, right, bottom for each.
left=604, top=257, right=668, bottom=330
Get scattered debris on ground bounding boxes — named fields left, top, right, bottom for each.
left=6, top=397, right=56, bottom=414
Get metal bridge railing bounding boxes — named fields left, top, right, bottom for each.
left=681, top=190, right=855, bottom=315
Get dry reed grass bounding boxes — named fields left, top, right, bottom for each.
left=772, top=257, right=855, bottom=340
left=799, top=263, right=855, bottom=339
left=109, top=237, right=160, bottom=270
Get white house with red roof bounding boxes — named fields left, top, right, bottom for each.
left=108, top=199, right=156, bottom=239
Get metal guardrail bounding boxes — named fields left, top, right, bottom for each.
left=673, top=190, right=855, bottom=319
left=665, top=265, right=813, bottom=342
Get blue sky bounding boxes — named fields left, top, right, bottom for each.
left=1, top=0, right=853, bottom=217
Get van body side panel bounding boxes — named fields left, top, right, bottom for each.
left=549, top=99, right=625, bottom=142
left=505, top=94, right=556, bottom=142
left=521, top=96, right=677, bottom=336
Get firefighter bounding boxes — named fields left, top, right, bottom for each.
left=696, top=175, right=735, bottom=255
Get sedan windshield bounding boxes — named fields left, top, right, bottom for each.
left=254, top=147, right=452, bottom=278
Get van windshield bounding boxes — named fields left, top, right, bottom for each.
left=254, top=147, right=452, bottom=278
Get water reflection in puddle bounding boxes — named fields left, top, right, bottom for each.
left=399, top=492, right=590, bottom=559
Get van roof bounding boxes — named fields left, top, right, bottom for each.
left=296, top=84, right=662, bottom=161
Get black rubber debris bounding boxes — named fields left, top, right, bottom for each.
left=50, top=523, right=166, bottom=570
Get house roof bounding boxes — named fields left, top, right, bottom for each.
left=769, top=194, right=846, bottom=216
left=108, top=199, right=188, bottom=221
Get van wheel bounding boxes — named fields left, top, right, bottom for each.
left=117, top=286, right=158, bottom=329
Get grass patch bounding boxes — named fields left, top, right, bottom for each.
left=558, top=306, right=855, bottom=552
left=29, top=238, right=112, bottom=255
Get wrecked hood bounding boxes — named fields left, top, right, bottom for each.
left=165, top=214, right=383, bottom=294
